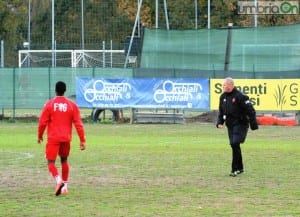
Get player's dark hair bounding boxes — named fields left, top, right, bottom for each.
left=55, top=81, right=66, bottom=96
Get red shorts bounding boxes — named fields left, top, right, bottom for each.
left=45, top=141, right=70, bottom=161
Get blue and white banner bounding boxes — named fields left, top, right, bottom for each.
left=76, top=77, right=209, bottom=109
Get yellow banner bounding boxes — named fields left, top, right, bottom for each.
left=210, top=79, right=300, bottom=111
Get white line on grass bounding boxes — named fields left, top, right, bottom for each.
left=0, top=151, right=34, bottom=162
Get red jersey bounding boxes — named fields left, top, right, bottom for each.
left=38, top=96, right=86, bottom=143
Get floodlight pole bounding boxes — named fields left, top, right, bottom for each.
left=124, top=0, right=143, bottom=68
left=155, top=0, right=169, bottom=30
left=81, top=0, right=85, bottom=67
left=27, top=0, right=31, bottom=67
left=125, top=0, right=170, bottom=67
left=51, top=0, right=55, bottom=67
left=0, top=40, right=4, bottom=67
left=163, top=0, right=169, bottom=30
left=254, top=0, right=258, bottom=27
left=208, top=0, right=211, bottom=29
left=195, top=0, right=198, bottom=29
left=155, top=0, right=158, bottom=28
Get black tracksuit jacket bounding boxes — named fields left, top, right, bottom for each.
left=217, top=87, right=258, bottom=131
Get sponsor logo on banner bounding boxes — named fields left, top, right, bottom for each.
left=153, top=80, right=203, bottom=108
left=83, top=80, right=131, bottom=103
left=210, top=79, right=300, bottom=111
left=76, top=78, right=209, bottom=109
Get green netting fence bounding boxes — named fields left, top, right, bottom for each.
left=141, top=24, right=300, bottom=72
left=1, top=67, right=300, bottom=112
left=0, top=68, right=133, bottom=111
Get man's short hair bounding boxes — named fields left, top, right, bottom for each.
left=224, top=77, right=234, bottom=86
left=55, top=81, right=66, bottom=95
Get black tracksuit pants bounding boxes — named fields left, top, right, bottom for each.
left=227, top=125, right=248, bottom=172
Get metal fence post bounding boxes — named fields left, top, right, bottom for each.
left=13, top=68, right=16, bottom=121
left=1, top=40, right=4, bottom=67
left=224, top=23, right=233, bottom=71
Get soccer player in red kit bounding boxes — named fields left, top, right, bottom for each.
left=38, top=81, right=86, bottom=196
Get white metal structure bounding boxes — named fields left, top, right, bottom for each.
left=18, top=49, right=126, bottom=68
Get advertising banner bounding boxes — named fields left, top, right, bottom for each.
left=210, top=79, right=300, bottom=111
left=76, top=77, right=209, bottom=109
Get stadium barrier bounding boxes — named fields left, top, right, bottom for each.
left=0, top=67, right=300, bottom=125
left=257, top=113, right=298, bottom=126
left=131, top=109, right=185, bottom=124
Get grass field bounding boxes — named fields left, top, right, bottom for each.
left=0, top=122, right=299, bottom=217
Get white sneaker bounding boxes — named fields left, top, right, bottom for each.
left=229, top=171, right=237, bottom=177
left=236, top=170, right=244, bottom=174
left=61, top=186, right=68, bottom=195
left=54, top=182, right=64, bottom=196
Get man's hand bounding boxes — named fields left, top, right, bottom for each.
left=217, top=124, right=223, bottom=129
left=250, top=119, right=259, bottom=130
left=38, top=137, right=43, bottom=144
left=80, top=142, right=86, bottom=151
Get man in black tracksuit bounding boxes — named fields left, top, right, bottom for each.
left=216, top=77, right=258, bottom=177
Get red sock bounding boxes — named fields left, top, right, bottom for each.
left=61, top=161, right=69, bottom=182
left=48, top=162, right=59, bottom=178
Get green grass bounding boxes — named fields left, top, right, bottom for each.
left=0, top=122, right=299, bottom=217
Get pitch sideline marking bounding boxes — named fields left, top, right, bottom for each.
left=0, top=151, right=34, bottom=162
